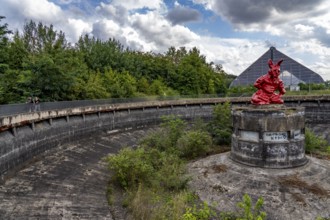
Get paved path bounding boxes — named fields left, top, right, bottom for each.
left=0, top=129, right=151, bottom=219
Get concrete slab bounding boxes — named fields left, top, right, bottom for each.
left=187, top=152, right=330, bottom=220
left=0, top=128, right=153, bottom=220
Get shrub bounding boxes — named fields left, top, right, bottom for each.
left=305, top=128, right=329, bottom=154
left=237, top=194, right=266, bottom=220
left=177, top=130, right=212, bottom=159
left=182, top=202, right=217, bottom=220
left=127, top=184, right=195, bottom=220
left=221, top=194, right=266, bottom=220
left=208, top=102, right=232, bottom=145
left=155, top=152, right=189, bottom=190
left=106, top=147, right=155, bottom=188
left=161, top=115, right=186, bottom=148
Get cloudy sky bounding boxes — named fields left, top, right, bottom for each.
left=1, top=0, right=330, bottom=80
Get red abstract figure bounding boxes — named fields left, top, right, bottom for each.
left=251, top=59, right=286, bottom=105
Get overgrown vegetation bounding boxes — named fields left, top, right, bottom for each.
left=208, top=101, right=232, bottom=145
left=105, top=109, right=265, bottom=220
left=221, top=194, right=267, bottom=220
left=106, top=116, right=211, bottom=219
left=305, top=127, right=330, bottom=157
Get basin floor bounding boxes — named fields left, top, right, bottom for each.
left=188, top=152, right=330, bottom=220
left=0, top=128, right=152, bottom=220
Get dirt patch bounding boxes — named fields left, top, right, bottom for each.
left=291, top=193, right=307, bottom=206
left=203, top=163, right=228, bottom=177
left=212, top=164, right=228, bottom=173
left=278, top=173, right=330, bottom=198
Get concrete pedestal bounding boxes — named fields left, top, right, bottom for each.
left=231, top=105, right=308, bottom=168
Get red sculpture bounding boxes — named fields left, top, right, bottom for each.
left=251, top=59, right=286, bottom=105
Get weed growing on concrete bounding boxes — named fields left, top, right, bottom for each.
left=221, top=194, right=267, bottom=220
left=106, top=115, right=267, bottom=220
left=305, top=128, right=330, bottom=157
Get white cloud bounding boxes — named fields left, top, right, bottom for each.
left=67, top=18, right=92, bottom=41
left=111, top=0, right=165, bottom=11
left=5, top=0, right=63, bottom=23
left=57, top=0, right=81, bottom=4
left=294, top=24, right=314, bottom=35
left=129, top=11, right=199, bottom=51
left=186, top=36, right=267, bottom=75
left=287, top=40, right=330, bottom=80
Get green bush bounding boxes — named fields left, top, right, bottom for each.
left=208, top=102, right=232, bottom=145
left=128, top=185, right=196, bottom=220
left=155, top=152, right=188, bottom=190
left=305, top=128, right=329, bottom=154
left=140, top=115, right=186, bottom=153
left=177, top=130, right=212, bottom=159
left=107, top=117, right=269, bottom=220
left=237, top=194, right=266, bottom=220
left=221, top=194, right=266, bottom=220
left=106, top=147, right=155, bottom=188
left=182, top=202, right=217, bottom=220
left=161, top=115, right=187, bottom=148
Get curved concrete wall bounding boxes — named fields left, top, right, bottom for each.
left=0, top=100, right=216, bottom=180
left=1, top=96, right=330, bottom=180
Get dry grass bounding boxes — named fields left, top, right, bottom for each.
left=278, top=174, right=330, bottom=198
left=203, top=163, right=228, bottom=177
left=212, top=164, right=228, bottom=173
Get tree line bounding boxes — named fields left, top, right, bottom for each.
left=0, top=17, right=235, bottom=104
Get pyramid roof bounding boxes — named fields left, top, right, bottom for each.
left=230, top=47, right=324, bottom=87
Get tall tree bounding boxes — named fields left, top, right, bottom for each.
left=0, top=16, right=12, bottom=71
left=76, top=35, right=124, bottom=72
left=21, top=20, right=68, bottom=56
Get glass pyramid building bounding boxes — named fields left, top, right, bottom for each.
left=230, top=47, right=324, bottom=87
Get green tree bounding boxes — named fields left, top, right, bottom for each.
left=136, top=76, right=150, bottom=94
left=76, top=35, right=124, bottom=72
left=22, top=20, right=68, bottom=55
left=0, top=16, right=12, bottom=75
left=84, top=71, right=109, bottom=99
left=103, top=68, right=137, bottom=98
left=0, top=69, right=25, bottom=103
left=22, top=54, right=74, bottom=101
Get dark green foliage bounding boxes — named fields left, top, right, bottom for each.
left=0, top=18, right=234, bottom=104
left=226, top=85, right=257, bottom=97
left=106, top=147, right=156, bottom=188
left=160, top=115, right=187, bottom=148
left=177, top=131, right=212, bottom=159
left=299, top=82, right=327, bottom=91
left=208, top=102, right=232, bottom=145
left=106, top=116, right=268, bottom=220
left=305, top=128, right=330, bottom=154
left=0, top=16, right=11, bottom=71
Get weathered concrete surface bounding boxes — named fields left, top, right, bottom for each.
left=231, top=105, right=307, bottom=168
left=188, top=153, right=330, bottom=220
left=0, top=128, right=153, bottom=220
left=0, top=101, right=214, bottom=180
